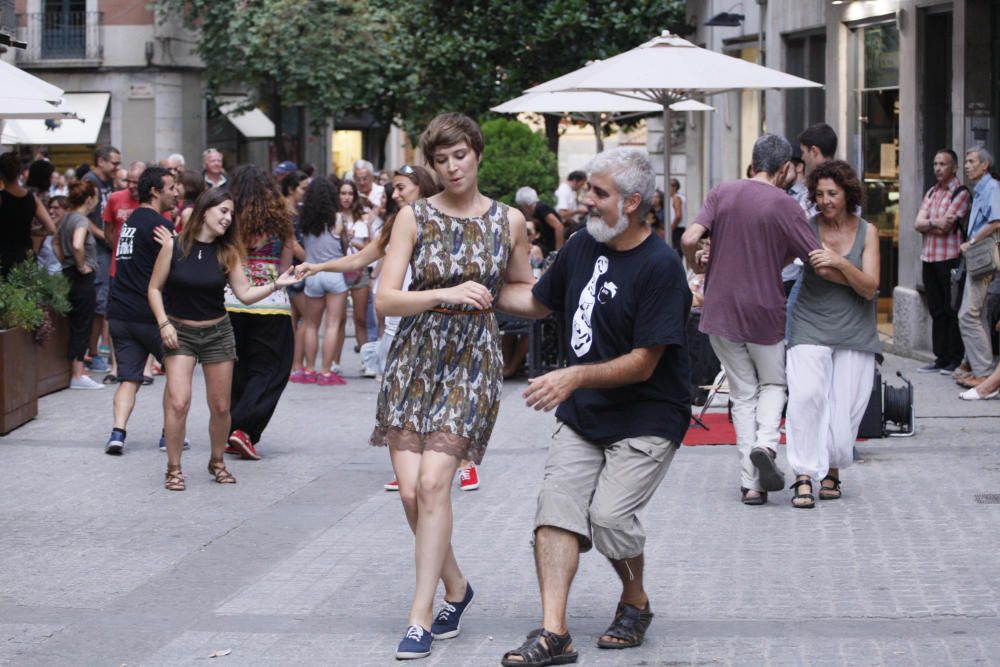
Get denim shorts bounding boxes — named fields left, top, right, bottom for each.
left=304, top=271, right=348, bottom=297
left=165, top=316, right=238, bottom=364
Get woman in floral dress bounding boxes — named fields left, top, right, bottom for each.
left=372, top=113, right=533, bottom=660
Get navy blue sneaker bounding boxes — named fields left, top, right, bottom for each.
left=158, top=434, right=191, bottom=451
left=104, top=431, right=125, bottom=456
left=431, top=581, right=474, bottom=640
left=395, top=624, right=432, bottom=660
left=86, top=356, right=110, bottom=373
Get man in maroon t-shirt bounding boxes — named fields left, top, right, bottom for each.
left=682, top=134, right=819, bottom=506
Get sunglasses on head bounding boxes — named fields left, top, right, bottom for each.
left=395, top=165, right=415, bottom=176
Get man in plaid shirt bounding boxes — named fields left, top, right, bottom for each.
left=915, top=149, right=970, bottom=373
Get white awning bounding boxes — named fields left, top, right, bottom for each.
left=2, top=93, right=109, bottom=144
left=218, top=96, right=275, bottom=139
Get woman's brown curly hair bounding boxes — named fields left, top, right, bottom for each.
left=807, top=159, right=865, bottom=215
left=227, top=165, right=294, bottom=247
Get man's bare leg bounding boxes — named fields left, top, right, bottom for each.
left=601, top=554, right=649, bottom=645
left=504, top=526, right=579, bottom=664
left=537, top=526, right=579, bottom=635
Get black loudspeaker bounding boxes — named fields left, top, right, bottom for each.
left=858, top=367, right=883, bottom=438
left=858, top=367, right=916, bottom=439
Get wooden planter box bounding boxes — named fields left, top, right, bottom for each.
left=0, top=327, right=39, bottom=435
left=35, top=313, right=71, bottom=397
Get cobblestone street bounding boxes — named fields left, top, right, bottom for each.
left=1, top=352, right=999, bottom=666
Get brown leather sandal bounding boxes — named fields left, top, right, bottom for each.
left=208, top=458, right=236, bottom=484
left=165, top=465, right=185, bottom=491
left=819, top=474, right=841, bottom=500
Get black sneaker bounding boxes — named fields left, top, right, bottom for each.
left=917, top=363, right=943, bottom=373
left=750, top=447, right=785, bottom=492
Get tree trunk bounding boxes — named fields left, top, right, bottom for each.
left=271, top=84, right=286, bottom=162
left=543, top=114, right=561, bottom=155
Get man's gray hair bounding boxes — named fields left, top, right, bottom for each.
left=515, top=186, right=538, bottom=207
left=966, top=145, right=994, bottom=168
left=585, top=148, right=656, bottom=217
left=202, top=148, right=221, bottom=160
left=751, top=134, right=793, bottom=176
left=168, top=153, right=186, bottom=167
left=128, top=160, right=146, bottom=173
left=353, top=159, right=374, bottom=174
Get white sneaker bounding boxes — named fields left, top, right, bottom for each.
left=70, top=376, right=104, bottom=390
left=329, top=362, right=342, bottom=374
left=361, top=364, right=378, bottom=378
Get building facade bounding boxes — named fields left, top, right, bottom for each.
left=1, top=1, right=402, bottom=177
left=684, top=0, right=1000, bottom=357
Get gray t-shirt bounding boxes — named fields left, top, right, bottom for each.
left=58, top=211, right=98, bottom=271
left=788, top=216, right=880, bottom=354
left=303, top=227, right=345, bottom=264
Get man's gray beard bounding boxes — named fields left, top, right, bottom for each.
left=586, top=200, right=629, bottom=243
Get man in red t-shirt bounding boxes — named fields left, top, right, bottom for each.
left=102, top=161, right=146, bottom=278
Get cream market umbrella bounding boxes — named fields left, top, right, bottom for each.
left=0, top=98, right=78, bottom=120
left=491, top=91, right=712, bottom=151
left=528, top=30, right=821, bottom=210
left=492, top=90, right=661, bottom=151
left=0, top=61, right=76, bottom=144
left=0, top=59, right=64, bottom=103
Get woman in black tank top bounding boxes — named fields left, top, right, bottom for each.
left=147, top=188, right=297, bottom=491
left=0, top=152, right=58, bottom=275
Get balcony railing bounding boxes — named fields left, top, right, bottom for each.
left=16, top=11, right=102, bottom=64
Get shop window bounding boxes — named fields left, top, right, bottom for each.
left=784, top=32, right=827, bottom=144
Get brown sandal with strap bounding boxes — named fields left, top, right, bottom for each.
left=819, top=474, right=841, bottom=500
left=165, top=465, right=185, bottom=491
left=208, top=458, right=236, bottom=484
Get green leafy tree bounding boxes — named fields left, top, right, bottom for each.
left=391, top=0, right=688, bottom=151
left=478, top=118, right=558, bottom=207
left=154, top=0, right=399, bottom=159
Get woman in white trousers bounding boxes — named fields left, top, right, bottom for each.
left=786, top=160, right=880, bottom=509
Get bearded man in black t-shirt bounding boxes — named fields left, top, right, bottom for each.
left=497, top=148, right=691, bottom=666
left=103, top=167, right=177, bottom=456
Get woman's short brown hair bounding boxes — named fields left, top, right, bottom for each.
left=419, top=113, right=484, bottom=163
left=67, top=179, right=97, bottom=209
left=807, top=159, right=865, bottom=214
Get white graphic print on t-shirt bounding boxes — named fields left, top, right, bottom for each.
left=571, top=256, right=614, bottom=357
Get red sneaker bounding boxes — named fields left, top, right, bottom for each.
left=227, top=429, right=260, bottom=460
left=384, top=478, right=399, bottom=491
left=459, top=464, right=479, bottom=491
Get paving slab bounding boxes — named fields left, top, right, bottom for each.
left=1, top=351, right=998, bottom=666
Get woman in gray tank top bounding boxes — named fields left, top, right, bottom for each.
left=786, top=161, right=880, bottom=509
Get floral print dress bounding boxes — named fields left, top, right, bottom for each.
left=370, top=198, right=511, bottom=464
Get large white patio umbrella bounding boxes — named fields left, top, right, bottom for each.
left=528, top=30, right=821, bottom=204
left=0, top=60, right=78, bottom=144
left=0, top=59, right=64, bottom=104
left=492, top=90, right=661, bottom=151
left=491, top=90, right=713, bottom=151
left=0, top=98, right=78, bottom=120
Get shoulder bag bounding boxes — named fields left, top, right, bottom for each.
left=964, top=233, right=1000, bottom=279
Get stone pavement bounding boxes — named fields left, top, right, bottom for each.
left=1, top=351, right=999, bottom=666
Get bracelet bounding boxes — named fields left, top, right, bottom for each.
left=159, top=321, right=172, bottom=330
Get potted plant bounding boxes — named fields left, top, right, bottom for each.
left=10, top=263, right=72, bottom=396
left=0, top=276, right=44, bottom=434
left=0, top=261, right=71, bottom=434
